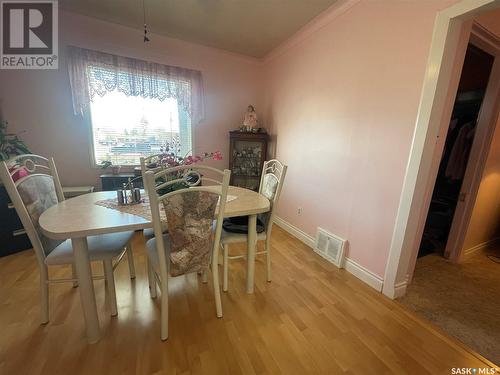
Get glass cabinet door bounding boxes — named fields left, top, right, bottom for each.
left=231, top=140, right=264, bottom=190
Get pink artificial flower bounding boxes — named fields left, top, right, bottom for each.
left=213, top=151, right=223, bottom=161
left=163, top=157, right=173, bottom=167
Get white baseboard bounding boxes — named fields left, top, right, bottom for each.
left=344, top=258, right=384, bottom=292
left=382, top=275, right=408, bottom=299
left=274, top=216, right=384, bottom=292
left=463, top=236, right=500, bottom=257
left=393, top=280, right=408, bottom=298
left=273, top=216, right=315, bottom=248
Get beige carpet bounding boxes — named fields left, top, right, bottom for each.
left=398, top=246, right=500, bottom=365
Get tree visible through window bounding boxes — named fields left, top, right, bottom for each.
left=89, top=90, right=192, bottom=166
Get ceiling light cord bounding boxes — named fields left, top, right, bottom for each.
left=143, top=0, right=150, bottom=43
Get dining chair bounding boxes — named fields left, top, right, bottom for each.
left=220, top=159, right=287, bottom=291
left=144, top=165, right=230, bottom=340
left=140, top=154, right=165, bottom=240
left=0, top=154, right=136, bottom=324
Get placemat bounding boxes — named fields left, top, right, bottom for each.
left=94, top=194, right=237, bottom=223
left=95, top=196, right=163, bottom=222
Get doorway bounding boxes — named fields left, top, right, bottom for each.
left=383, top=3, right=500, bottom=300
left=417, top=43, right=495, bottom=258
left=396, top=11, right=500, bottom=363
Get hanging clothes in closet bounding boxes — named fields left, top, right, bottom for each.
left=445, top=121, right=475, bottom=180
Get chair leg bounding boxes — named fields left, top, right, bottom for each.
left=103, top=259, right=118, bottom=317
left=223, top=244, right=229, bottom=292
left=160, top=280, right=169, bottom=341
left=201, top=269, right=208, bottom=283
left=147, top=258, right=157, bottom=299
left=126, top=242, right=136, bottom=279
left=40, top=266, right=49, bottom=325
left=71, top=263, right=78, bottom=288
left=212, top=255, right=223, bottom=318
left=266, top=237, right=272, bottom=282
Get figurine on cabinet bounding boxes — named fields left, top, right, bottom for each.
left=242, top=105, right=258, bottom=132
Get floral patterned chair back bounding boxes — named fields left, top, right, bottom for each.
left=17, top=174, right=64, bottom=255
left=144, top=164, right=231, bottom=278
left=163, top=190, right=219, bottom=276
left=258, top=159, right=288, bottom=232
left=0, top=154, right=65, bottom=267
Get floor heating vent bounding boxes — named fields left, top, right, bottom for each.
left=314, top=228, right=347, bottom=268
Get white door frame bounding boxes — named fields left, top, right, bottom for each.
left=444, top=25, right=500, bottom=262
left=382, top=0, right=500, bottom=299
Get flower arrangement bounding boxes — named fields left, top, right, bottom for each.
left=146, top=145, right=223, bottom=194
left=149, top=151, right=222, bottom=169
left=0, top=120, right=30, bottom=161
left=1, top=120, right=32, bottom=182
left=146, top=138, right=222, bottom=169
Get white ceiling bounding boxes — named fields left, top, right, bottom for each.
left=60, top=0, right=338, bottom=58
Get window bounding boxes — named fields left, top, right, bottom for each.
left=67, top=46, right=204, bottom=164
left=67, top=47, right=203, bottom=166
left=89, top=89, right=192, bottom=166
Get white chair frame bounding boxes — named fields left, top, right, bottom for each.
left=221, top=159, right=287, bottom=291
left=144, top=164, right=230, bottom=340
left=140, top=154, right=167, bottom=240
left=140, top=154, right=165, bottom=188
left=0, top=154, right=136, bottom=324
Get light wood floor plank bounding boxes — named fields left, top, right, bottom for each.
left=0, top=227, right=494, bottom=374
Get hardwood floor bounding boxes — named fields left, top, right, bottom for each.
left=0, top=227, right=494, bottom=374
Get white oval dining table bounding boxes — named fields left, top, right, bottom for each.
left=39, top=186, right=270, bottom=343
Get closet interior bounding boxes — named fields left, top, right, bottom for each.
left=418, top=43, right=495, bottom=258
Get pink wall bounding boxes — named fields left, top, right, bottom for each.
left=0, top=11, right=262, bottom=188
left=3, top=1, right=485, bottom=281
left=262, top=0, right=458, bottom=277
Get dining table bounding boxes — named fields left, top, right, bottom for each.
left=39, top=185, right=270, bottom=343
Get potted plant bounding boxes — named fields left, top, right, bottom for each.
left=0, top=120, right=30, bottom=161
left=98, top=160, right=121, bottom=175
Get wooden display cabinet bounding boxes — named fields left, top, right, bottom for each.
left=229, top=131, right=269, bottom=191
left=0, top=184, right=32, bottom=257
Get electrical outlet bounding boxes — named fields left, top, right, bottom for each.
left=297, top=207, right=303, bottom=216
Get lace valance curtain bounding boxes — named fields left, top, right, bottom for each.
left=67, top=46, right=205, bottom=124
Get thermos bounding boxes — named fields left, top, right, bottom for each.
left=116, top=179, right=141, bottom=205
left=116, top=189, right=126, bottom=205
left=132, top=188, right=141, bottom=203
